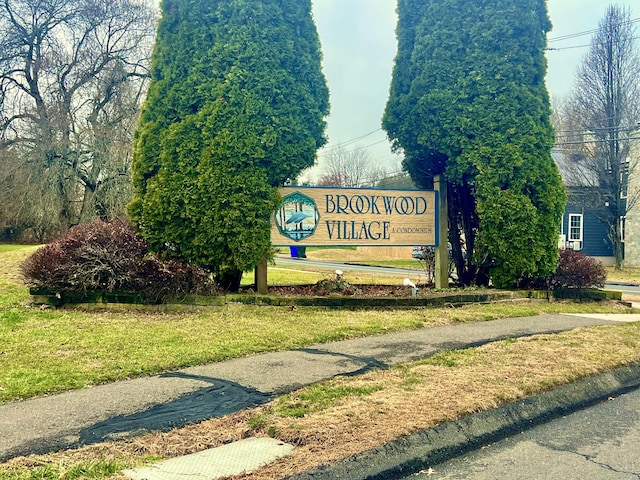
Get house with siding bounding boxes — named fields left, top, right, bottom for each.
left=623, top=167, right=640, bottom=267
left=560, top=185, right=616, bottom=266
left=553, top=149, right=617, bottom=266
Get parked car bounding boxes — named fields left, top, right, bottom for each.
left=412, top=244, right=465, bottom=260
left=411, top=246, right=431, bottom=260
left=411, top=244, right=452, bottom=260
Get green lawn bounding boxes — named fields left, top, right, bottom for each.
left=354, top=259, right=421, bottom=269
left=1, top=245, right=637, bottom=405
left=0, top=245, right=36, bottom=252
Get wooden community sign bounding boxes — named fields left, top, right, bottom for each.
left=271, top=186, right=439, bottom=247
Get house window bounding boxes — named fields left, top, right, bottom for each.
left=568, top=214, right=583, bottom=242
left=620, top=216, right=626, bottom=243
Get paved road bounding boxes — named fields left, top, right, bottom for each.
left=606, top=282, right=640, bottom=297
left=274, top=257, right=423, bottom=276
left=407, top=387, right=640, bottom=479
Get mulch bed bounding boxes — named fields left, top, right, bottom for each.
left=265, top=284, right=427, bottom=298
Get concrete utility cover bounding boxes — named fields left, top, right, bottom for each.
left=124, top=437, right=294, bottom=480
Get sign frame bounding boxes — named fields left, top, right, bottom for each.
left=271, top=186, right=439, bottom=247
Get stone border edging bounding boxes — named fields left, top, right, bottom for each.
left=29, top=288, right=621, bottom=310
left=285, top=363, right=640, bottom=480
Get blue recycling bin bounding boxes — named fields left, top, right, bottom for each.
left=290, top=246, right=298, bottom=258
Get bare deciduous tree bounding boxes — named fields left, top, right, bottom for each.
left=0, top=0, right=156, bottom=241
left=316, top=145, right=387, bottom=187
left=557, top=5, right=640, bottom=269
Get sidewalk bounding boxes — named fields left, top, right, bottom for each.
left=2, top=312, right=640, bottom=471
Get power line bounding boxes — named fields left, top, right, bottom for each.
left=337, top=128, right=381, bottom=147
left=548, top=27, right=602, bottom=43
left=555, top=123, right=640, bottom=137
left=319, top=136, right=390, bottom=158
left=344, top=138, right=388, bottom=152
left=555, top=136, right=640, bottom=146
left=547, top=34, right=640, bottom=52
left=555, top=119, right=640, bottom=132
left=338, top=168, right=408, bottom=188
left=546, top=43, right=591, bottom=52
left=546, top=17, right=640, bottom=51
left=320, top=128, right=383, bottom=154
left=556, top=128, right=640, bottom=138
left=548, top=17, right=640, bottom=43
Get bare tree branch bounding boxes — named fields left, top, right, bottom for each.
left=0, top=0, right=156, bottom=239
left=557, top=5, right=640, bottom=269
left=317, top=145, right=388, bottom=187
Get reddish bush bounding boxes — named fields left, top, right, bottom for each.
left=550, top=249, right=606, bottom=290
left=21, top=218, right=217, bottom=302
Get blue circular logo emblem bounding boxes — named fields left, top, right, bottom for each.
left=274, top=191, right=320, bottom=242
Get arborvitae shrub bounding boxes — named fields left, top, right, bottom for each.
left=128, top=0, right=329, bottom=291
left=550, top=249, right=607, bottom=289
left=21, top=218, right=216, bottom=302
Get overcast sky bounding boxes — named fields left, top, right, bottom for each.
left=309, top=0, right=639, bottom=177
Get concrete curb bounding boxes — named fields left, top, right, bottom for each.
left=286, top=363, right=640, bottom=480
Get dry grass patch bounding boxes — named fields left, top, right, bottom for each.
left=3, top=322, right=640, bottom=480
left=0, top=246, right=38, bottom=307
left=237, top=323, right=640, bottom=479
left=606, top=266, right=640, bottom=284
left=294, top=248, right=371, bottom=263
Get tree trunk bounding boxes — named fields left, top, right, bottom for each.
left=218, top=269, right=243, bottom=293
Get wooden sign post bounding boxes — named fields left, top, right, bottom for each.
left=255, top=258, right=268, bottom=294
left=434, top=175, right=448, bottom=289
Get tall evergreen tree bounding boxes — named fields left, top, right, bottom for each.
left=384, top=0, right=566, bottom=288
left=129, top=0, right=329, bottom=289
